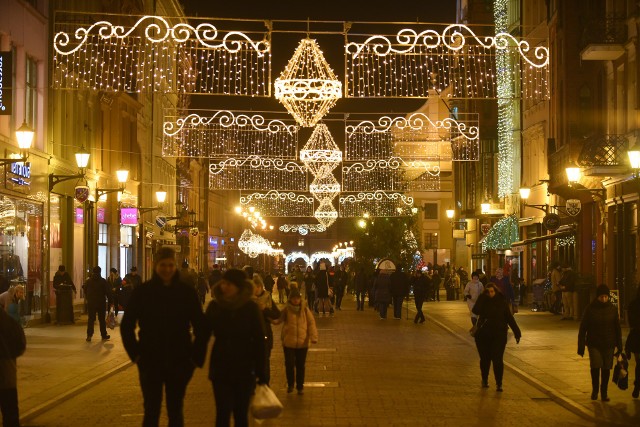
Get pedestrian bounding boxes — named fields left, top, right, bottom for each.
left=208, top=264, right=223, bottom=291
left=197, top=272, right=209, bottom=306
left=123, top=266, right=142, bottom=290
left=121, top=247, right=209, bottom=427
left=389, top=267, right=409, bottom=319
left=276, top=288, right=318, bottom=394
left=578, top=284, right=623, bottom=401
left=263, top=271, right=275, bottom=293
left=412, top=270, right=429, bottom=324
left=550, top=262, right=563, bottom=315
left=464, top=271, right=485, bottom=326
left=83, top=266, right=113, bottom=342
left=353, top=266, right=368, bottom=311
left=626, top=285, right=640, bottom=398
left=276, top=273, right=288, bottom=304
left=560, top=265, right=577, bottom=320
left=472, top=283, right=521, bottom=391
left=0, top=285, right=25, bottom=325
left=53, top=265, right=76, bottom=293
left=334, top=265, right=347, bottom=310
left=180, top=261, right=198, bottom=291
left=205, top=268, right=267, bottom=427
left=303, top=266, right=315, bottom=305
left=373, top=269, right=392, bottom=320
left=314, top=263, right=334, bottom=316
left=252, top=273, right=280, bottom=386
left=107, top=268, right=122, bottom=315
left=431, top=270, right=442, bottom=302
left=0, top=308, right=26, bottom=427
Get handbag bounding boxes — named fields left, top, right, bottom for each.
left=612, top=354, right=629, bottom=390
left=469, top=318, right=486, bottom=337
left=106, top=310, right=117, bottom=330
left=250, top=384, right=283, bottom=419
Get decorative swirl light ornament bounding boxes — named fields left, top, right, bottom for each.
left=274, top=39, right=342, bottom=127
left=279, top=224, right=327, bottom=234
left=54, top=15, right=270, bottom=56
left=346, top=113, right=479, bottom=141
left=208, top=156, right=306, bottom=175
left=163, top=111, right=297, bottom=137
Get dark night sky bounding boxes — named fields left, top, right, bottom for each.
left=181, top=0, right=458, bottom=119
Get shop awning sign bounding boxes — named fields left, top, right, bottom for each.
left=565, top=199, right=581, bottom=216
left=155, top=216, right=167, bottom=228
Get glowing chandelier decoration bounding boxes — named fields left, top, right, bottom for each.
left=300, top=124, right=342, bottom=178
left=238, top=229, right=278, bottom=258
left=309, top=174, right=341, bottom=202
left=274, top=39, right=342, bottom=127
left=314, top=199, right=339, bottom=228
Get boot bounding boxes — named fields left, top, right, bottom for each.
left=634, top=364, right=640, bottom=398
left=590, top=368, right=599, bottom=400
left=600, top=369, right=610, bottom=402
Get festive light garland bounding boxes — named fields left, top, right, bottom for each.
left=279, top=224, right=327, bottom=234
left=314, top=199, right=338, bottom=228
left=556, top=235, right=576, bottom=247
left=163, top=111, right=299, bottom=158
left=495, top=0, right=516, bottom=198
left=309, top=174, right=341, bottom=202
left=482, top=215, right=519, bottom=251
left=240, top=191, right=314, bottom=217
left=274, top=39, right=342, bottom=127
left=238, top=228, right=278, bottom=258
left=300, top=124, right=343, bottom=178
left=345, top=24, right=548, bottom=99
left=339, top=191, right=414, bottom=217
left=208, top=157, right=307, bottom=191
left=53, top=14, right=270, bottom=95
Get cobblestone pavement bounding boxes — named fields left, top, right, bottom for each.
left=17, top=294, right=632, bottom=426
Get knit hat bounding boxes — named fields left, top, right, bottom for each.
left=596, top=284, right=610, bottom=297
left=222, top=269, right=248, bottom=288
left=288, top=288, right=301, bottom=299
left=154, top=248, right=175, bottom=265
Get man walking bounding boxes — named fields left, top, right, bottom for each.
left=108, top=268, right=122, bottom=315
left=389, top=267, right=409, bottom=319
left=83, top=266, right=113, bottom=342
left=123, top=266, right=142, bottom=290
left=0, top=308, right=26, bottom=427
left=121, top=247, right=209, bottom=427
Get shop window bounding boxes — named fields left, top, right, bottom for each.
left=424, top=232, right=439, bottom=249
left=423, top=203, right=438, bottom=220
left=98, top=223, right=108, bottom=244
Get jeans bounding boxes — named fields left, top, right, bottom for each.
left=392, top=296, right=404, bottom=318
left=475, top=334, right=507, bottom=386
left=283, top=347, right=308, bottom=390
left=355, top=291, right=366, bottom=310
left=378, top=302, right=388, bottom=319
left=212, top=377, right=255, bottom=427
left=87, top=304, right=107, bottom=338
left=0, top=388, right=19, bottom=427
left=414, top=297, right=425, bottom=323
left=138, top=362, right=194, bottom=427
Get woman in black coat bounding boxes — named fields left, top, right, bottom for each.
left=627, top=286, right=640, bottom=398
left=206, top=269, right=267, bottom=427
left=578, top=284, right=622, bottom=401
left=411, top=270, right=429, bottom=324
left=472, top=283, right=521, bottom=391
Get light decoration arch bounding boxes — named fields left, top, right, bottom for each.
left=310, top=252, right=336, bottom=267
left=285, top=252, right=311, bottom=273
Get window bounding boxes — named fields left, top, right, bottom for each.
left=98, top=223, right=108, bottom=244
left=424, top=232, right=439, bottom=249
left=423, top=203, right=438, bottom=220
left=25, top=56, right=37, bottom=130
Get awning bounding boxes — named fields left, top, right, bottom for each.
left=483, top=215, right=519, bottom=251
left=511, top=226, right=575, bottom=247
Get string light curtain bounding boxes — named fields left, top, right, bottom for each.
left=53, top=13, right=271, bottom=95
left=339, top=191, right=414, bottom=217
left=240, top=191, right=314, bottom=217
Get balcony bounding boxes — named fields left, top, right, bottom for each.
left=577, top=134, right=629, bottom=176
left=580, top=15, right=627, bottom=61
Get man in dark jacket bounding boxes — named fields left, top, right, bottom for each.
left=121, top=247, right=209, bottom=427
left=53, top=265, right=76, bottom=292
left=0, top=309, right=26, bottom=426
left=208, top=264, right=223, bottom=291
left=83, top=266, right=112, bottom=342
left=411, top=270, right=429, bottom=323
left=373, top=270, right=392, bottom=319
left=123, top=266, right=142, bottom=290
left=389, top=268, right=409, bottom=319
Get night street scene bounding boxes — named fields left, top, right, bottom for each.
left=1, top=0, right=640, bottom=426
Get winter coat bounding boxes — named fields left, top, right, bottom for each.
left=208, top=270, right=223, bottom=290
left=472, top=292, right=521, bottom=342
left=373, top=273, right=392, bottom=304
left=578, top=298, right=622, bottom=354
left=254, top=289, right=280, bottom=350
left=303, top=272, right=315, bottom=294
left=490, top=276, right=515, bottom=303
left=83, top=273, right=112, bottom=309
left=53, top=271, right=76, bottom=292
left=389, top=271, right=409, bottom=298
left=280, top=301, right=318, bottom=349
left=120, top=272, right=209, bottom=369
left=411, top=274, right=429, bottom=300
left=206, top=280, right=267, bottom=383
left=550, top=268, right=563, bottom=292
left=559, top=269, right=577, bottom=292
left=464, top=279, right=485, bottom=318
left=314, top=271, right=331, bottom=298
left=0, top=309, right=26, bottom=389
left=353, top=271, right=368, bottom=293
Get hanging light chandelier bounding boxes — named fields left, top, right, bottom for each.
left=274, top=39, right=342, bottom=127
left=314, top=199, right=338, bottom=228
left=299, top=123, right=342, bottom=178
left=309, top=173, right=341, bottom=202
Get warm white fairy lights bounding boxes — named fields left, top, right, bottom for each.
left=208, top=156, right=307, bottom=191
left=274, top=39, right=342, bottom=127
left=339, top=191, right=414, bottom=217
left=299, top=124, right=343, bottom=178
left=53, top=14, right=271, bottom=95
left=279, top=224, right=327, bottom=234
left=314, top=199, right=338, bottom=228
left=345, top=24, right=548, bottom=100
left=342, top=158, right=440, bottom=192
left=238, top=228, right=278, bottom=258
left=240, top=191, right=314, bottom=217
left=162, top=111, right=299, bottom=158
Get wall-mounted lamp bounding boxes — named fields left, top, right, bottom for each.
left=1, top=121, right=34, bottom=167
left=519, top=187, right=548, bottom=214
left=49, top=147, right=91, bottom=191
left=96, top=169, right=129, bottom=200
left=480, top=201, right=491, bottom=215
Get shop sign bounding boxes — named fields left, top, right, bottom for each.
left=7, top=161, right=30, bottom=188
left=74, top=185, right=90, bottom=203
left=565, top=199, right=581, bottom=216
left=96, top=207, right=106, bottom=223
left=0, top=51, right=12, bottom=116
left=120, top=208, right=139, bottom=225
left=480, top=223, right=491, bottom=235
left=209, top=237, right=218, bottom=247
left=190, top=227, right=199, bottom=237
left=75, top=208, right=84, bottom=224
left=155, top=216, right=167, bottom=228
left=511, top=245, right=525, bottom=253
left=542, top=213, right=561, bottom=231
left=452, top=229, right=465, bottom=239
left=471, top=253, right=488, bottom=259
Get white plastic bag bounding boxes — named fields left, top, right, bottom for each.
left=250, top=384, right=283, bottom=420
